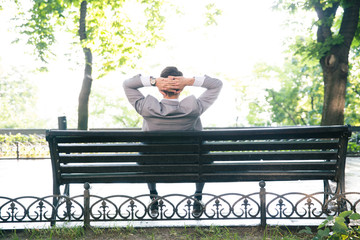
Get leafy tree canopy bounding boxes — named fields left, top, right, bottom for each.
left=249, top=0, right=360, bottom=126
left=275, top=0, right=360, bottom=60
left=13, top=0, right=165, bottom=78
left=0, top=64, right=45, bottom=128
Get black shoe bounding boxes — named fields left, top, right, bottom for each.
left=192, top=200, right=204, bottom=217
left=149, top=197, right=159, bottom=217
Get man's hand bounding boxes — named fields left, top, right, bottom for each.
left=155, top=77, right=178, bottom=92
left=171, top=76, right=195, bottom=93
left=155, top=76, right=195, bottom=97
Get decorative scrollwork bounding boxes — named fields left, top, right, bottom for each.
left=0, top=198, right=26, bottom=222
left=55, top=196, right=83, bottom=221
left=267, top=193, right=295, bottom=219
left=294, top=193, right=324, bottom=218
left=0, top=192, right=360, bottom=226
left=27, top=197, right=54, bottom=221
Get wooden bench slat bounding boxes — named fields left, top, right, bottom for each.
left=59, top=162, right=336, bottom=174
left=58, top=143, right=199, bottom=153
left=201, top=172, right=335, bottom=182
left=60, top=171, right=335, bottom=184
left=201, top=162, right=337, bottom=171
left=59, top=154, right=199, bottom=164
left=54, top=135, right=200, bottom=144
left=202, top=151, right=338, bottom=161
left=202, top=140, right=339, bottom=151
left=200, top=126, right=349, bottom=140
left=61, top=173, right=199, bottom=183
left=60, top=164, right=199, bottom=173
left=58, top=140, right=340, bottom=153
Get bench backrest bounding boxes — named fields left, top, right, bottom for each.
left=46, top=125, right=351, bottom=186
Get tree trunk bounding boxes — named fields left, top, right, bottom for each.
left=78, top=0, right=93, bottom=130
left=317, top=2, right=360, bottom=126
left=320, top=51, right=347, bottom=125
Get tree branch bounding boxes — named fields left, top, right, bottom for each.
left=339, top=2, right=360, bottom=52
left=314, top=1, right=340, bottom=43
left=79, top=1, right=87, bottom=41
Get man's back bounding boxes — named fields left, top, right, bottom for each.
left=139, top=96, right=202, bottom=131
left=123, top=74, right=222, bottom=131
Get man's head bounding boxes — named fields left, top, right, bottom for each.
left=160, top=66, right=183, bottom=78
left=160, top=66, right=183, bottom=98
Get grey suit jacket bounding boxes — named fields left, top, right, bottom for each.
left=123, top=74, right=223, bottom=131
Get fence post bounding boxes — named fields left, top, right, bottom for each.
left=58, top=116, right=67, bottom=130
left=15, top=141, right=19, bottom=160
left=58, top=116, right=70, bottom=195
left=259, top=180, right=266, bottom=227
left=84, top=182, right=90, bottom=229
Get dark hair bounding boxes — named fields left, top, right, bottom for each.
left=160, top=66, right=183, bottom=78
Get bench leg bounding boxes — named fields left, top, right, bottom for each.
left=337, top=177, right=348, bottom=213
left=323, top=180, right=333, bottom=202
left=323, top=180, right=347, bottom=213
left=64, top=184, right=70, bottom=196
left=51, top=183, right=61, bottom=226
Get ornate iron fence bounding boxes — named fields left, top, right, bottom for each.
left=1, top=182, right=359, bottom=228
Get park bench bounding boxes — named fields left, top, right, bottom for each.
left=46, top=125, right=351, bottom=222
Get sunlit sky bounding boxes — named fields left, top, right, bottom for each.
left=0, top=0, right=312, bottom=128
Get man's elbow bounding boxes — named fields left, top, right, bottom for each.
left=123, top=78, right=136, bottom=89
left=123, top=78, right=130, bottom=88
left=213, top=78, right=223, bottom=89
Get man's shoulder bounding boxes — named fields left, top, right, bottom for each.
left=143, top=95, right=160, bottom=106
left=179, top=95, right=197, bottom=104
left=140, top=95, right=161, bottom=112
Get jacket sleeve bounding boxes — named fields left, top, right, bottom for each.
left=123, top=74, right=146, bottom=113
left=197, top=75, right=223, bottom=114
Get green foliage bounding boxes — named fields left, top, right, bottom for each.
left=305, top=211, right=360, bottom=239
left=251, top=57, right=323, bottom=126
left=247, top=100, right=271, bottom=126
left=0, top=134, right=45, bottom=144
left=82, top=0, right=165, bottom=78
left=1, top=225, right=315, bottom=239
left=205, top=3, right=222, bottom=26
left=276, top=0, right=345, bottom=63
left=294, top=34, right=344, bottom=61
left=25, top=225, right=85, bottom=239
left=251, top=50, right=360, bottom=126
left=347, top=141, right=360, bottom=154
left=12, top=0, right=166, bottom=77
left=14, top=0, right=66, bottom=66
left=0, top=66, right=45, bottom=128
left=90, top=90, right=142, bottom=128
left=0, top=133, right=48, bottom=158
left=273, top=0, right=343, bottom=13
left=344, top=53, right=360, bottom=125
left=251, top=0, right=360, bottom=126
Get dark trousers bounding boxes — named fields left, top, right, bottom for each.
left=148, top=182, right=205, bottom=200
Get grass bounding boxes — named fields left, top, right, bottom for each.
left=0, top=225, right=317, bottom=240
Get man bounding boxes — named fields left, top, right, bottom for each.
left=123, top=66, right=222, bottom=216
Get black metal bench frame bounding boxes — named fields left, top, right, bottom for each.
left=46, top=125, right=351, bottom=221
